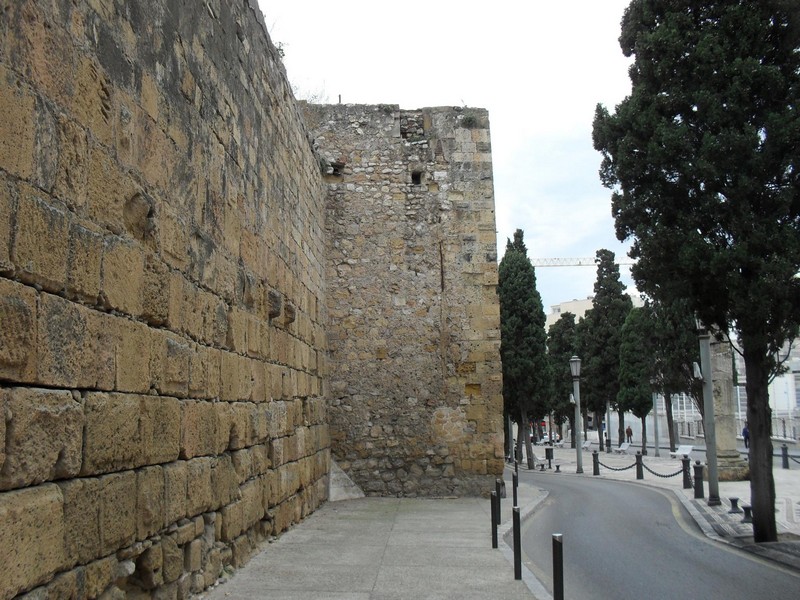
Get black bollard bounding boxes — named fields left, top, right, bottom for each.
left=513, top=472, right=518, bottom=506
left=552, top=534, right=564, bottom=600
left=636, top=452, right=644, bottom=480
left=742, top=504, right=753, bottom=523
left=513, top=507, right=522, bottom=580
left=693, top=461, right=705, bottom=499
left=490, top=491, right=498, bottom=548
left=782, top=444, right=789, bottom=470
left=682, top=455, right=692, bottom=489
left=592, top=450, right=600, bottom=476
left=495, top=479, right=503, bottom=523
left=728, top=497, right=742, bottom=514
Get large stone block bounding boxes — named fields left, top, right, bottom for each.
left=82, top=392, right=142, bottom=474
left=101, top=235, right=144, bottom=316
left=0, top=64, right=36, bottom=180
left=114, top=318, right=152, bottom=394
left=0, top=484, right=68, bottom=599
left=13, top=185, right=70, bottom=293
left=136, top=465, right=165, bottom=540
left=0, top=175, right=13, bottom=273
left=140, top=395, right=181, bottom=465
left=180, top=400, right=218, bottom=460
left=0, top=387, right=83, bottom=490
left=163, top=461, right=188, bottom=525
left=66, top=220, right=103, bottom=303
left=160, top=335, right=190, bottom=398
left=83, top=392, right=180, bottom=475
left=59, top=478, right=100, bottom=565
left=185, top=458, right=213, bottom=517
left=37, top=294, right=115, bottom=390
left=98, top=471, right=137, bottom=556
left=0, top=278, right=37, bottom=383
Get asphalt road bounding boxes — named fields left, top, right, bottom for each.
left=520, top=474, right=800, bottom=599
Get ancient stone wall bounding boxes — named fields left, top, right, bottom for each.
left=304, top=104, right=504, bottom=496
left=0, top=1, right=329, bottom=598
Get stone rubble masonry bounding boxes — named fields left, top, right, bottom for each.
left=303, top=104, right=504, bottom=497
left=0, top=1, right=329, bottom=598
left=0, top=1, right=503, bottom=598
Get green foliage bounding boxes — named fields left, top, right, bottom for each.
left=593, top=1, right=800, bottom=360
left=617, top=307, right=655, bottom=419
left=498, top=230, right=551, bottom=423
left=649, top=298, right=702, bottom=411
left=547, top=312, right=579, bottom=421
left=593, top=0, right=800, bottom=542
left=580, top=249, right=633, bottom=415
left=461, top=114, right=479, bottom=128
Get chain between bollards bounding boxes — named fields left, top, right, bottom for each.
left=553, top=533, right=564, bottom=600
left=513, top=507, right=521, bottom=580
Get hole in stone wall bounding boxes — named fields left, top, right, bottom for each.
left=411, top=171, right=422, bottom=185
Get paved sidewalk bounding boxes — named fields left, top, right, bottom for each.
left=198, top=447, right=800, bottom=599
left=198, top=491, right=544, bottom=599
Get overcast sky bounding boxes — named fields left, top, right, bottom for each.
left=257, top=0, right=636, bottom=313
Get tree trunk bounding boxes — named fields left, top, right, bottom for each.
left=743, top=343, right=777, bottom=543
left=640, top=415, right=648, bottom=456
left=618, top=407, right=625, bottom=445
left=520, top=408, right=535, bottom=470
left=665, top=392, right=677, bottom=452
left=583, top=410, right=589, bottom=441
left=596, top=409, right=605, bottom=451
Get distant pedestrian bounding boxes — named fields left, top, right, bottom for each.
left=743, top=424, right=750, bottom=449
left=626, top=426, right=633, bottom=444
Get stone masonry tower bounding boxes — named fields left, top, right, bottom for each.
left=303, top=104, right=504, bottom=496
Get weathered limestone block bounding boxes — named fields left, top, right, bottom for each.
left=37, top=293, right=115, bottom=390
left=0, top=176, right=13, bottom=273
left=142, top=253, right=169, bottom=326
left=161, top=536, right=183, bottom=584
left=82, top=392, right=140, bottom=474
left=114, top=318, right=152, bottom=394
left=101, top=235, right=144, bottom=315
left=141, top=395, right=180, bottom=465
left=186, top=458, right=213, bottom=517
left=0, top=484, right=68, bottom=599
left=188, top=344, right=221, bottom=400
left=0, top=278, right=37, bottom=383
left=163, top=461, right=188, bottom=525
left=15, top=179, right=71, bottom=293
left=219, top=351, right=252, bottom=402
left=0, top=387, right=83, bottom=490
left=136, top=466, right=165, bottom=540
left=134, top=543, right=163, bottom=590
left=210, top=455, right=239, bottom=508
left=98, top=472, right=137, bottom=556
left=67, top=220, right=103, bottom=303
left=160, top=335, right=190, bottom=398
left=180, top=400, right=218, bottom=459
left=0, top=64, right=36, bottom=180
left=85, top=555, right=118, bottom=600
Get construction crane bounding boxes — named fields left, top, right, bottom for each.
left=530, top=258, right=635, bottom=267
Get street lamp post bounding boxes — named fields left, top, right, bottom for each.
left=696, top=320, right=721, bottom=506
left=570, top=356, right=584, bottom=474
